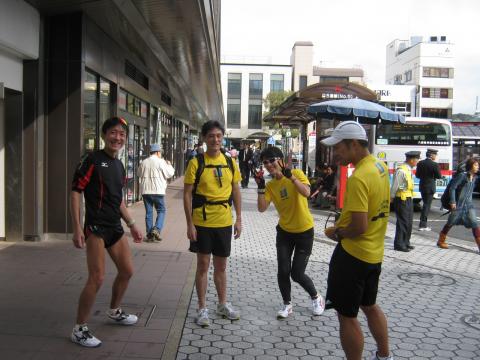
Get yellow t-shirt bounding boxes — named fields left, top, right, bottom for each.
left=265, top=169, right=314, bottom=233
left=336, top=155, right=390, bottom=264
left=184, top=153, right=241, bottom=227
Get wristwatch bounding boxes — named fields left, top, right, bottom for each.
left=126, top=219, right=136, bottom=228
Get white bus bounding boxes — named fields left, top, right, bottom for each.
left=371, top=117, right=453, bottom=202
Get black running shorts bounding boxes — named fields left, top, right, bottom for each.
left=84, top=224, right=124, bottom=248
left=189, top=225, right=233, bottom=257
left=326, top=243, right=382, bottom=317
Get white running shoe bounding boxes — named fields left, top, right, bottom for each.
left=107, top=308, right=138, bottom=325
left=418, top=227, right=431, bottom=231
left=371, top=351, right=394, bottom=360
left=277, top=304, right=293, bottom=319
left=195, top=308, right=210, bottom=327
left=70, top=325, right=102, bottom=348
left=217, top=302, right=240, bottom=320
left=312, top=295, right=325, bottom=316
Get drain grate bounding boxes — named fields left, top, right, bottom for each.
left=398, top=272, right=456, bottom=286
left=461, top=314, right=480, bottom=331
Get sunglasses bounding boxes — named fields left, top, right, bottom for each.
left=262, top=158, right=278, bottom=166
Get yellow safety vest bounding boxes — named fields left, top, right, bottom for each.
left=395, top=163, right=413, bottom=200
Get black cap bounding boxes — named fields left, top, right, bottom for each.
left=405, top=151, right=421, bottom=159
left=426, top=148, right=438, bottom=154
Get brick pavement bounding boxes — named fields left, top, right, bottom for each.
left=177, top=185, right=480, bottom=360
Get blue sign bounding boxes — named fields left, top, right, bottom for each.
left=267, top=136, right=275, bottom=145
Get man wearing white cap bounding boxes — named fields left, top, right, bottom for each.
left=138, top=144, right=175, bottom=242
left=321, top=121, right=393, bottom=360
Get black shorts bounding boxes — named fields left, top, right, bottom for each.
left=326, top=243, right=382, bottom=318
left=189, top=225, right=232, bottom=257
left=84, top=224, right=124, bottom=248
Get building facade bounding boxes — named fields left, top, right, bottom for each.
left=386, top=36, right=454, bottom=119
left=220, top=62, right=292, bottom=143
left=372, top=84, right=417, bottom=117
left=0, top=0, right=222, bottom=241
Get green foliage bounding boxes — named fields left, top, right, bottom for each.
left=263, top=90, right=294, bottom=112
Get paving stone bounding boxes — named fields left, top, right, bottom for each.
left=175, top=187, right=480, bottom=359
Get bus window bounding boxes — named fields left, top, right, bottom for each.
left=375, top=123, right=451, bottom=146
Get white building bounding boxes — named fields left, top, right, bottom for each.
left=220, top=62, right=292, bottom=141
left=372, top=84, right=417, bottom=117
left=386, top=35, right=454, bottom=119
left=291, top=41, right=364, bottom=91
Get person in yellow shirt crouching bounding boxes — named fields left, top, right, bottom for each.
left=254, top=147, right=325, bottom=320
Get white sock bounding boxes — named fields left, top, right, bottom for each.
left=74, top=324, right=87, bottom=331
left=376, top=352, right=391, bottom=360
left=108, top=307, right=121, bottom=315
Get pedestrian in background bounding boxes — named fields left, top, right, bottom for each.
left=391, top=151, right=420, bottom=252
left=254, top=147, right=325, bottom=319
left=438, top=158, right=480, bottom=253
left=70, top=117, right=143, bottom=348
left=138, top=144, right=175, bottom=242
left=321, top=121, right=393, bottom=360
left=239, top=142, right=253, bottom=188
left=415, top=148, right=442, bottom=231
left=183, top=120, right=242, bottom=327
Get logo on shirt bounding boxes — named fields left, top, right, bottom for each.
left=101, top=162, right=109, bottom=168
left=280, top=187, right=288, bottom=200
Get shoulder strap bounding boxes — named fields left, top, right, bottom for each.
left=193, top=153, right=205, bottom=195
left=225, top=153, right=234, bottom=175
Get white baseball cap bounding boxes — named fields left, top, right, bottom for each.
left=320, top=121, right=367, bottom=146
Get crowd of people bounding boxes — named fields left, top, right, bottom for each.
left=69, top=116, right=480, bottom=360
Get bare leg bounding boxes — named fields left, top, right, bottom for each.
left=196, top=253, right=211, bottom=309
left=361, top=304, right=390, bottom=357
left=107, top=236, right=134, bottom=309
left=338, top=313, right=364, bottom=360
left=76, top=234, right=105, bottom=324
left=212, top=256, right=228, bottom=304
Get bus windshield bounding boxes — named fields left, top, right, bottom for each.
left=375, top=123, right=451, bottom=146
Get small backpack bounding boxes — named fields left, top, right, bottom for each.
left=192, top=153, right=235, bottom=220
left=440, top=173, right=467, bottom=210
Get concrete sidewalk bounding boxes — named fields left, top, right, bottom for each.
left=0, top=177, right=194, bottom=360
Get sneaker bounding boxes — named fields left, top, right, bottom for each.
left=277, top=304, right=293, bottom=319
left=107, top=308, right=138, bottom=325
left=71, top=325, right=102, bottom=348
left=418, top=227, right=431, bottom=231
left=216, top=302, right=240, bottom=320
left=150, top=228, right=162, bottom=242
left=371, top=351, right=393, bottom=360
left=195, top=308, right=210, bottom=327
left=312, top=295, right=325, bottom=316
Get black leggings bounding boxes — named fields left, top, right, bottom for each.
left=276, top=226, right=317, bottom=304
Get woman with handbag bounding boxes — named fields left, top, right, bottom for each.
left=438, top=158, right=480, bottom=253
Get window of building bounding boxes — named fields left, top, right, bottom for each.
left=299, top=75, right=308, bottom=90
left=84, top=71, right=98, bottom=152
left=228, top=73, right=242, bottom=99
left=319, top=76, right=348, bottom=84
left=421, top=108, right=449, bottom=119
left=422, top=87, right=452, bottom=98
left=394, top=74, right=402, bottom=84
left=270, top=74, right=284, bottom=93
left=249, top=73, right=263, bottom=99
left=227, top=100, right=241, bottom=129
left=248, top=103, right=262, bottom=129
left=423, top=67, right=454, bottom=78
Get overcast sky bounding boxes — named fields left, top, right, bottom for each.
left=221, top=0, right=480, bottom=114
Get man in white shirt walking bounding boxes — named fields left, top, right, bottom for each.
left=138, top=144, right=175, bottom=242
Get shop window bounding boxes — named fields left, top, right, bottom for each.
left=83, top=71, right=98, bottom=152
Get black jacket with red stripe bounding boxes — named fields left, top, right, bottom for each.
left=72, top=150, right=126, bottom=226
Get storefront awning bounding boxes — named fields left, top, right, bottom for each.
left=246, top=131, right=271, bottom=139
